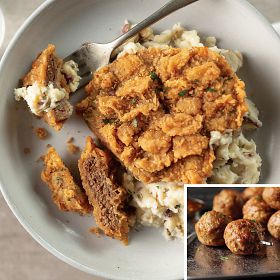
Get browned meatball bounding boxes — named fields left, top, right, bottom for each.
left=224, top=219, right=264, bottom=255
left=213, top=189, right=244, bottom=219
left=195, top=210, right=233, bottom=246
left=243, top=195, right=274, bottom=227
left=243, top=187, right=264, bottom=201
left=268, top=210, right=280, bottom=239
left=263, top=187, right=280, bottom=210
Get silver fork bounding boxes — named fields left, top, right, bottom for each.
left=64, top=0, right=199, bottom=88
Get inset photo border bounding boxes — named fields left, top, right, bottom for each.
left=185, top=185, right=280, bottom=280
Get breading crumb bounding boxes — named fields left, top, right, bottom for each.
left=36, top=155, right=45, bottom=163
left=35, top=127, right=48, bottom=140
left=67, top=137, right=80, bottom=154
left=24, top=148, right=31, bottom=154
left=90, top=227, right=101, bottom=237
left=67, top=143, right=80, bottom=154
left=67, top=137, right=74, bottom=143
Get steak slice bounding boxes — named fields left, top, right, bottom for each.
left=78, top=137, right=130, bottom=244
left=41, top=147, right=92, bottom=215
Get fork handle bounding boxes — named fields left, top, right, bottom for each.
left=109, top=0, right=199, bottom=49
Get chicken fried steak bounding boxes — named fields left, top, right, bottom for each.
left=77, top=47, right=247, bottom=184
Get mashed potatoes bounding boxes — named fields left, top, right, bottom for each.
left=209, top=131, right=261, bottom=183
left=14, top=82, right=68, bottom=116
left=14, top=59, right=79, bottom=116
left=123, top=173, right=184, bottom=240
left=117, top=22, right=261, bottom=239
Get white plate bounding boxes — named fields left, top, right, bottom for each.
left=1, top=0, right=280, bottom=279
left=0, top=7, right=5, bottom=50
left=273, top=22, right=280, bottom=35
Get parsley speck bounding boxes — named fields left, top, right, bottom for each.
left=55, top=176, right=63, bottom=186
left=155, top=87, right=162, bottom=93
left=219, top=256, right=229, bottom=261
left=102, top=118, right=112, bottom=124
left=206, top=87, right=217, bottom=92
left=150, top=71, right=159, bottom=81
left=130, top=98, right=137, bottom=105
left=175, top=204, right=181, bottom=209
left=178, top=90, right=188, bottom=97
left=163, top=87, right=169, bottom=94
left=226, top=76, right=233, bottom=81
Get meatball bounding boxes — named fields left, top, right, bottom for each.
left=243, top=195, right=274, bottom=227
left=243, top=187, right=264, bottom=201
left=224, top=219, right=264, bottom=255
left=263, top=187, right=280, bottom=210
left=213, top=189, right=244, bottom=219
left=268, top=210, right=280, bottom=240
left=195, top=210, right=233, bottom=246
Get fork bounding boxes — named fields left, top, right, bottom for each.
left=64, top=0, right=199, bottom=89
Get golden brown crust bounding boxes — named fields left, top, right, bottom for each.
left=41, top=147, right=91, bottom=215
left=78, top=137, right=129, bottom=244
left=262, top=187, right=280, bottom=210
left=213, top=189, right=244, bottom=219
left=22, top=44, right=72, bottom=131
left=242, top=187, right=264, bottom=201
left=268, top=210, right=280, bottom=239
left=42, top=99, right=73, bottom=131
left=242, top=195, right=274, bottom=227
left=77, top=47, right=247, bottom=184
left=195, top=210, right=233, bottom=246
left=224, top=219, right=265, bottom=255
left=23, top=44, right=69, bottom=91
left=35, top=127, right=48, bottom=140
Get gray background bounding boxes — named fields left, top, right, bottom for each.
left=0, top=1, right=279, bottom=280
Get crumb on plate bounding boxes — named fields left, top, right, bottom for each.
left=35, top=127, right=48, bottom=140
left=24, top=147, right=31, bottom=154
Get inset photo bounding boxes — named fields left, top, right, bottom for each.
left=186, top=186, right=280, bottom=279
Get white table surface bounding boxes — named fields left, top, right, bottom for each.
left=0, top=1, right=279, bottom=280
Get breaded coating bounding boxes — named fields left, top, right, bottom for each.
left=78, top=137, right=130, bottom=244
left=77, top=47, right=247, bottom=184
left=23, top=44, right=72, bottom=131
left=35, top=127, right=48, bottom=140
left=41, top=147, right=91, bottom=215
left=23, top=45, right=69, bottom=90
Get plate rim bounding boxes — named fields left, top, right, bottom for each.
left=0, top=7, right=6, bottom=50
left=1, top=0, right=280, bottom=279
